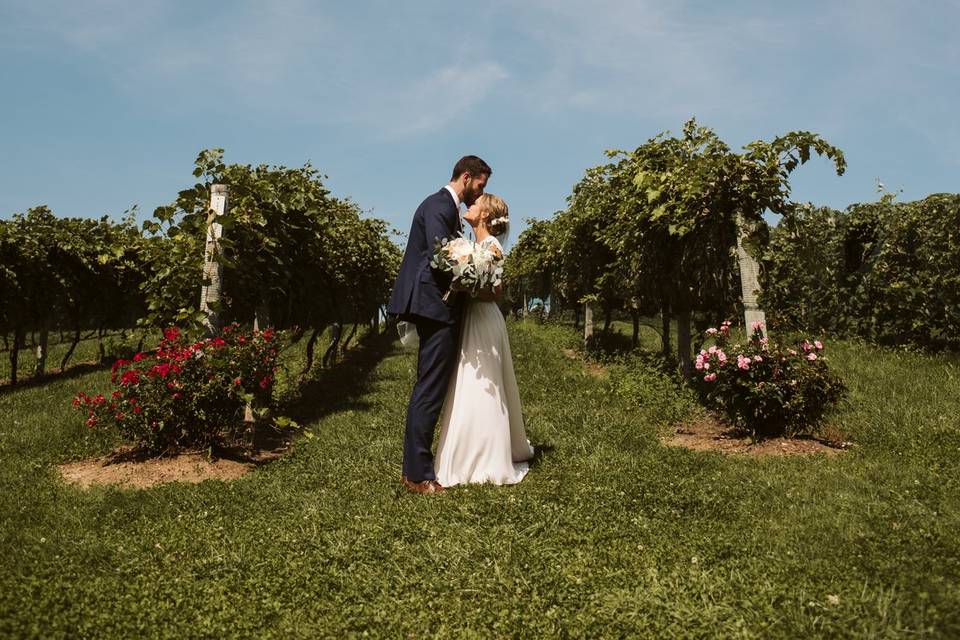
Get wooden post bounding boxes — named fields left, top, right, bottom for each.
left=253, top=305, right=270, bottom=332
left=34, top=322, right=49, bottom=377
left=677, top=310, right=692, bottom=377
left=200, top=184, right=228, bottom=337
left=583, top=302, right=594, bottom=348
left=8, top=327, right=23, bottom=386
left=736, top=214, right=767, bottom=336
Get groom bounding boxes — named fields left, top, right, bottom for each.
left=387, top=155, right=492, bottom=494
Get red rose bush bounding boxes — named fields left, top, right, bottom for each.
left=74, top=324, right=281, bottom=453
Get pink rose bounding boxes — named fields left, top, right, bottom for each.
left=806, top=353, right=818, bottom=361
left=814, top=341, right=823, bottom=350
left=704, top=373, right=717, bottom=382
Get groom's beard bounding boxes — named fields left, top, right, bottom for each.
left=462, top=187, right=478, bottom=207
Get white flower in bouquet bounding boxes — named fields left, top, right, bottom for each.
left=431, top=235, right=504, bottom=300
left=446, top=237, right=475, bottom=263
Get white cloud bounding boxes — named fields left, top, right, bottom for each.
left=496, top=0, right=783, bottom=118
left=3, top=0, right=957, bottom=148
left=355, top=62, right=510, bottom=137
left=2, top=0, right=509, bottom=136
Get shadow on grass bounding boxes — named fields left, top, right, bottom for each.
left=528, top=443, right=556, bottom=470
left=282, top=328, right=400, bottom=431
left=0, top=361, right=107, bottom=396
left=59, top=331, right=403, bottom=481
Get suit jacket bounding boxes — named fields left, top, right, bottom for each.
left=387, top=188, right=463, bottom=324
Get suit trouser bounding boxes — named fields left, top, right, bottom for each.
left=402, top=317, right=460, bottom=482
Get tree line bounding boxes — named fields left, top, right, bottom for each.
left=504, top=118, right=846, bottom=375
left=761, top=192, right=960, bottom=350
left=1, top=149, right=402, bottom=385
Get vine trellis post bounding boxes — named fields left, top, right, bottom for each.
left=583, top=302, right=594, bottom=348
left=736, top=214, right=767, bottom=336
left=200, top=184, right=228, bottom=337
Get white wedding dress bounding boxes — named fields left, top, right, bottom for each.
left=435, top=236, right=535, bottom=487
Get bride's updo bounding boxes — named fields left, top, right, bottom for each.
left=478, top=193, right=510, bottom=238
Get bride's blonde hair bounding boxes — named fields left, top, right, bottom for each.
left=477, top=193, right=509, bottom=238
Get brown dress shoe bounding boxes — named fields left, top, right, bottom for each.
left=401, top=476, right=445, bottom=494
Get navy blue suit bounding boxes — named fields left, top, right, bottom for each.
left=387, top=188, right=463, bottom=482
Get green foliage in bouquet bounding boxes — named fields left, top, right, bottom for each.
left=430, top=236, right=504, bottom=299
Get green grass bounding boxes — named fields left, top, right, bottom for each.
left=1, top=330, right=126, bottom=384
left=1, top=321, right=959, bottom=637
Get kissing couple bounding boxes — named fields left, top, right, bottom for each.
left=386, top=155, right=535, bottom=494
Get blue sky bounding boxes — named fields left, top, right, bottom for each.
left=2, top=0, right=958, bottom=238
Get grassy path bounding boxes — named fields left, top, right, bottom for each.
left=1, top=322, right=959, bottom=637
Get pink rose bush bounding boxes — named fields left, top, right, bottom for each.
left=73, top=324, right=282, bottom=453
left=695, top=322, right=846, bottom=439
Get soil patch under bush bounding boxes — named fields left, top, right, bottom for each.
left=58, top=435, right=289, bottom=489
left=664, top=415, right=852, bottom=457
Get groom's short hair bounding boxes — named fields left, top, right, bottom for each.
left=451, top=155, right=492, bottom=180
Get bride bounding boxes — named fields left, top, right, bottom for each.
left=434, top=194, right=535, bottom=487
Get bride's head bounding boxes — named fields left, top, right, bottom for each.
left=464, top=193, right=510, bottom=239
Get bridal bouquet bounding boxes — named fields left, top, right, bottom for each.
left=430, top=236, right=504, bottom=300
